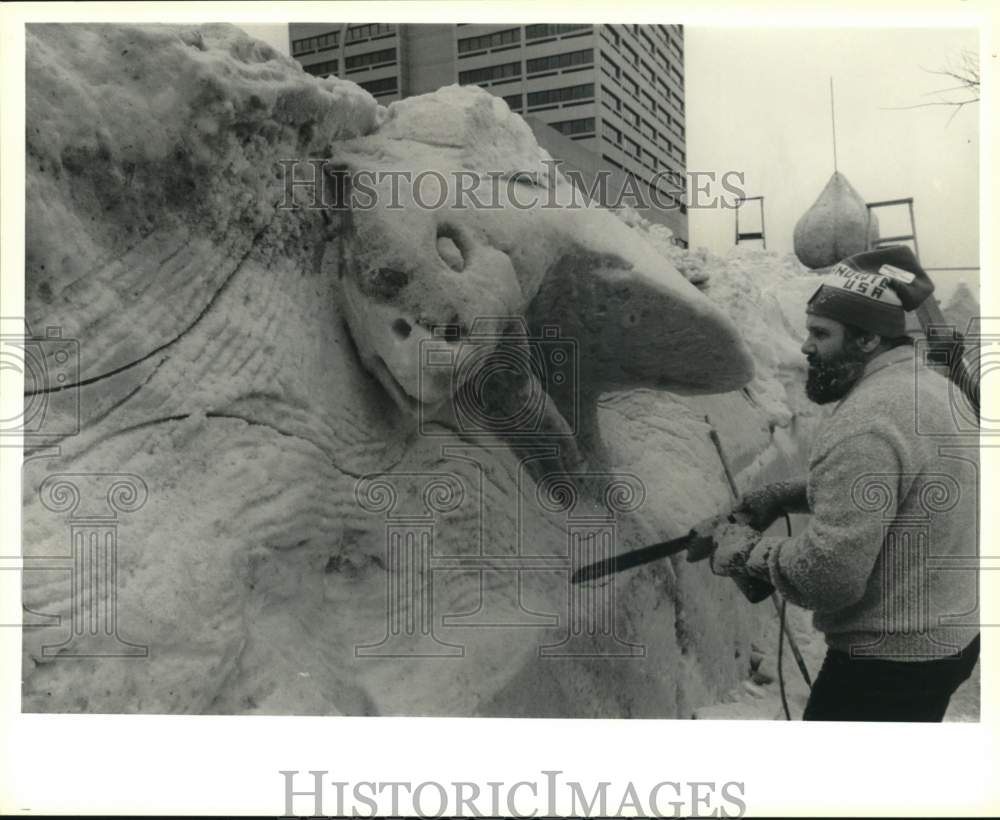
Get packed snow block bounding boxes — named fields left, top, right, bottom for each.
left=793, top=172, right=880, bottom=270
left=23, top=23, right=809, bottom=716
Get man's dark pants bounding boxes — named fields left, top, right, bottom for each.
left=803, top=635, right=980, bottom=722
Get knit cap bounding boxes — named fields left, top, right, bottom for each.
left=806, top=245, right=935, bottom=337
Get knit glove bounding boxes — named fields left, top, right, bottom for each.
left=736, top=481, right=804, bottom=531
left=709, top=521, right=765, bottom=578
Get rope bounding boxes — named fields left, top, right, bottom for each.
left=775, top=512, right=813, bottom=719
left=778, top=597, right=791, bottom=720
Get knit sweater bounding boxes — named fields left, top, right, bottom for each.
left=751, top=345, right=979, bottom=660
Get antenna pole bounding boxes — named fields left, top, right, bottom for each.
left=830, top=76, right=839, bottom=173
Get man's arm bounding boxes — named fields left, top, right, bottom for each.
left=747, top=433, right=902, bottom=613
left=738, top=478, right=809, bottom=530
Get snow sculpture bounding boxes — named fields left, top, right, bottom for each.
left=22, top=24, right=809, bottom=716
left=793, top=171, right=879, bottom=270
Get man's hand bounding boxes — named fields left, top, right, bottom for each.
left=709, top=520, right=764, bottom=577
left=737, top=480, right=808, bottom=531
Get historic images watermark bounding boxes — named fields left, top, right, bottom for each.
left=13, top=472, right=149, bottom=658
left=351, top=466, right=647, bottom=659
left=277, top=157, right=746, bottom=213
left=346, top=308, right=650, bottom=658
left=847, top=469, right=977, bottom=659
left=279, top=769, right=748, bottom=818
left=843, top=319, right=988, bottom=658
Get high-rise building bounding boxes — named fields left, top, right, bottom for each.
left=289, top=23, right=688, bottom=243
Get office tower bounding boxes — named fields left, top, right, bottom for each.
left=290, top=23, right=688, bottom=242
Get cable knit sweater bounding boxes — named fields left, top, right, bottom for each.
left=749, top=345, right=979, bottom=660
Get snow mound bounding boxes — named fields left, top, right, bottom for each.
left=942, top=281, right=980, bottom=335
left=22, top=23, right=817, bottom=718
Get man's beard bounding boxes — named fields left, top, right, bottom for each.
left=805, top=344, right=868, bottom=404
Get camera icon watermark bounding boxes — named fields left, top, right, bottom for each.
left=915, top=317, right=993, bottom=436
left=0, top=318, right=80, bottom=442
left=417, top=317, right=578, bottom=439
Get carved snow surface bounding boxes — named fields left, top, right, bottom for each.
left=23, top=23, right=814, bottom=716
left=793, top=172, right=879, bottom=270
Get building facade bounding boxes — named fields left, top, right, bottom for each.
left=289, top=23, right=688, bottom=242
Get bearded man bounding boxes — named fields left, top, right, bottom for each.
left=711, top=245, right=980, bottom=721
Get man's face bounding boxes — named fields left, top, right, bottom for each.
left=801, top=315, right=868, bottom=404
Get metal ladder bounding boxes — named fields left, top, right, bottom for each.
left=866, top=197, right=979, bottom=416
left=864, top=197, right=943, bottom=329
left=734, top=196, right=766, bottom=249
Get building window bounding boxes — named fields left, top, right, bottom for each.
left=526, top=48, right=594, bottom=74
left=622, top=41, right=638, bottom=66
left=671, top=90, right=684, bottom=113
left=549, top=117, right=594, bottom=137
left=643, top=149, right=658, bottom=169
left=601, top=25, right=620, bottom=47
left=641, top=118, right=656, bottom=140
left=623, top=135, right=641, bottom=159
left=601, top=85, right=622, bottom=113
left=292, top=30, right=340, bottom=56
left=458, top=27, right=520, bottom=54
left=304, top=59, right=339, bottom=77
left=359, top=76, right=398, bottom=96
left=622, top=104, right=639, bottom=127
left=550, top=117, right=596, bottom=136
left=345, top=47, right=397, bottom=71
left=640, top=29, right=656, bottom=55
left=525, top=23, right=592, bottom=40
left=621, top=73, right=639, bottom=97
left=640, top=60, right=655, bottom=85
left=602, top=120, right=622, bottom=145
left=459, top=61, right=522, bottom=85
left=602, top=53, right=621, bottom=80
left=641, top=90, right=656, bottom=113
left=346, top=23, right=395, bottom=43
left=527, top=83, right=594, bottom=107
left=503, top=93, right=523, bottom=111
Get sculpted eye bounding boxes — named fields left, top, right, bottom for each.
left=436, top=224, right=465, bottom=272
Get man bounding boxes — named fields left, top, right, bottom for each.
left=710, top=245, right=980, bottom=721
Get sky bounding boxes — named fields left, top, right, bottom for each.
left=237, top=23, right=980, bottom=281
left=684, top=27, right=979, bottom=272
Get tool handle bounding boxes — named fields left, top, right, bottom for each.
left=733, top=573, right=774, bottom=604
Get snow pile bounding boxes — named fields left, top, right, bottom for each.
left=22, top=23, right=816, bottom=718
left=942, top=281, right=980, bottom=335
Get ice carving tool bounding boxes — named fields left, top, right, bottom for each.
left=570, top=511, right=735, bottom=584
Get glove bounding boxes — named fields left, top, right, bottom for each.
left=709, top=520, right=764, bottom=578
left=737, top=481, right=802, bottom=531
